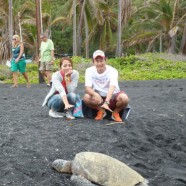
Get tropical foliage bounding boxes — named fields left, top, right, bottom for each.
left=1, top=0, right=186, bottom=62
left=1, top=53, right=186, bottom=84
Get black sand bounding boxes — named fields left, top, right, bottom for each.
left=0, top=79, right=186, bottom=186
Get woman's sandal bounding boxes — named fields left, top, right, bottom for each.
left=10, top=84, right=18, bottom=88
left=27, top=84, right=31, bottom=88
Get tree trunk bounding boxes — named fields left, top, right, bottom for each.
left=168, top=35, right=176, bottom=54
left=73, top=0, right=77, bottom=56
left=84, top=12, right=89, bottom=58
left=117, top=0, right=131, bottom=57
left=8, top=0, right=13, bottom=58
left=168, top=0, right=179, bottom=54
left=35, top=0, right=45, bottom=84
left=180, top=22, right=186, bottom=54
left=77, top=0, right=86, bottom=56
left=182, top=41, right=186, bottom=55
left=116, top=0, right=122, bottom=57
left=160, top=32, right=163, bottom=53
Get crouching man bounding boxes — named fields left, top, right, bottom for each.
left=83, top=50, right=129, bottom=122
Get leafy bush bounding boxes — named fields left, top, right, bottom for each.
left=0, top=65, right=12, bottom=81
left=0, top=53, right=185, bottom=84
left=108, top=53, right=186, bottom=80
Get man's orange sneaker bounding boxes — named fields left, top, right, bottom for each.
left=95, top=109, right=107, bottom=120
left=111, top=112, right=122, bottom=122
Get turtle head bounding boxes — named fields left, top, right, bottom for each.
left=52, top=159, right=72, bottom=173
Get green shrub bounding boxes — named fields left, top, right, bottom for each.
left=0, top=65, right=12, bottom=81
left=1, top=53, right=186, bottom=84
left=108, top=53, right=186, bottom=80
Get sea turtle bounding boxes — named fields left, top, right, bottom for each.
left=52, top=152, right=148, bottom=186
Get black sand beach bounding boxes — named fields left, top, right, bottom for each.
left=0, top=79, right=186, bottom=186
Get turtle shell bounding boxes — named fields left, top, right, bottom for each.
left=71, top=152, right=144, bottom=186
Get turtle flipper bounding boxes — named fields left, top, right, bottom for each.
left=52, top=159, right=72, bottom=173
left=71, top=175, right=98, bottom=186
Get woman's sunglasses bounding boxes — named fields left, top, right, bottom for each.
left=12, top=38, right=16, bottom=40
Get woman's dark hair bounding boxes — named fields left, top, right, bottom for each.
left=59, top=57, right=73, bottom=68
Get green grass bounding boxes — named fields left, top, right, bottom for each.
left=1, top=53, right=186, bottom=84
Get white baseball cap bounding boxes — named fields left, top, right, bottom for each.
left=93, top=50, right=105, bottom=59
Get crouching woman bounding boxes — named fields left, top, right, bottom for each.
left=42, top=57, right=79, bottom=119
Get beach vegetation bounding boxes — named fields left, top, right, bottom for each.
left=1, top=0, right=186, bottom=62
left=1, top=53, right=185, bottom=84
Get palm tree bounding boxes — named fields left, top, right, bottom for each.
left=84, top=9, right=89, bottom=58
left=126, top=0, right=186, bottom=54
left=88, top=1, right=118, bottom=51
left=0, top=0, right=43, bottom=59
left=179, top=0, right=186, bottom=54
left=51, top=0, right=96, bottom=56
left=116, top=0, right=122, bottom=57
left=116, top=0, right=131, bottom=57
left=51, top=0, right=118, bottom=56
left=181, top=21, right=186, bottom=54
left=168, top=0, right=179, bottom=54
left=77, top=0, right=86, bottom=56
left=51, top=0, right=76, bottom=54
left=0, top=0, right=9, bottom=62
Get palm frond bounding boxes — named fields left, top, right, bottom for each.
left=51, top=17, right=67, bottom=26
left=126, top=31, right=159, bottom=47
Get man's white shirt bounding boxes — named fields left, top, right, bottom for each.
left=85, top=65, right=120, bottom=97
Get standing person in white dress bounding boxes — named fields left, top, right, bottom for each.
left=83, top=50, right=129, bottom=122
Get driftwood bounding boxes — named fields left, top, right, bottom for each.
left=106, top=122, right=125, bottom=126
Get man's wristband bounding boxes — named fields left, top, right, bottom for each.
left=104, top=101, right=109, bottom=105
